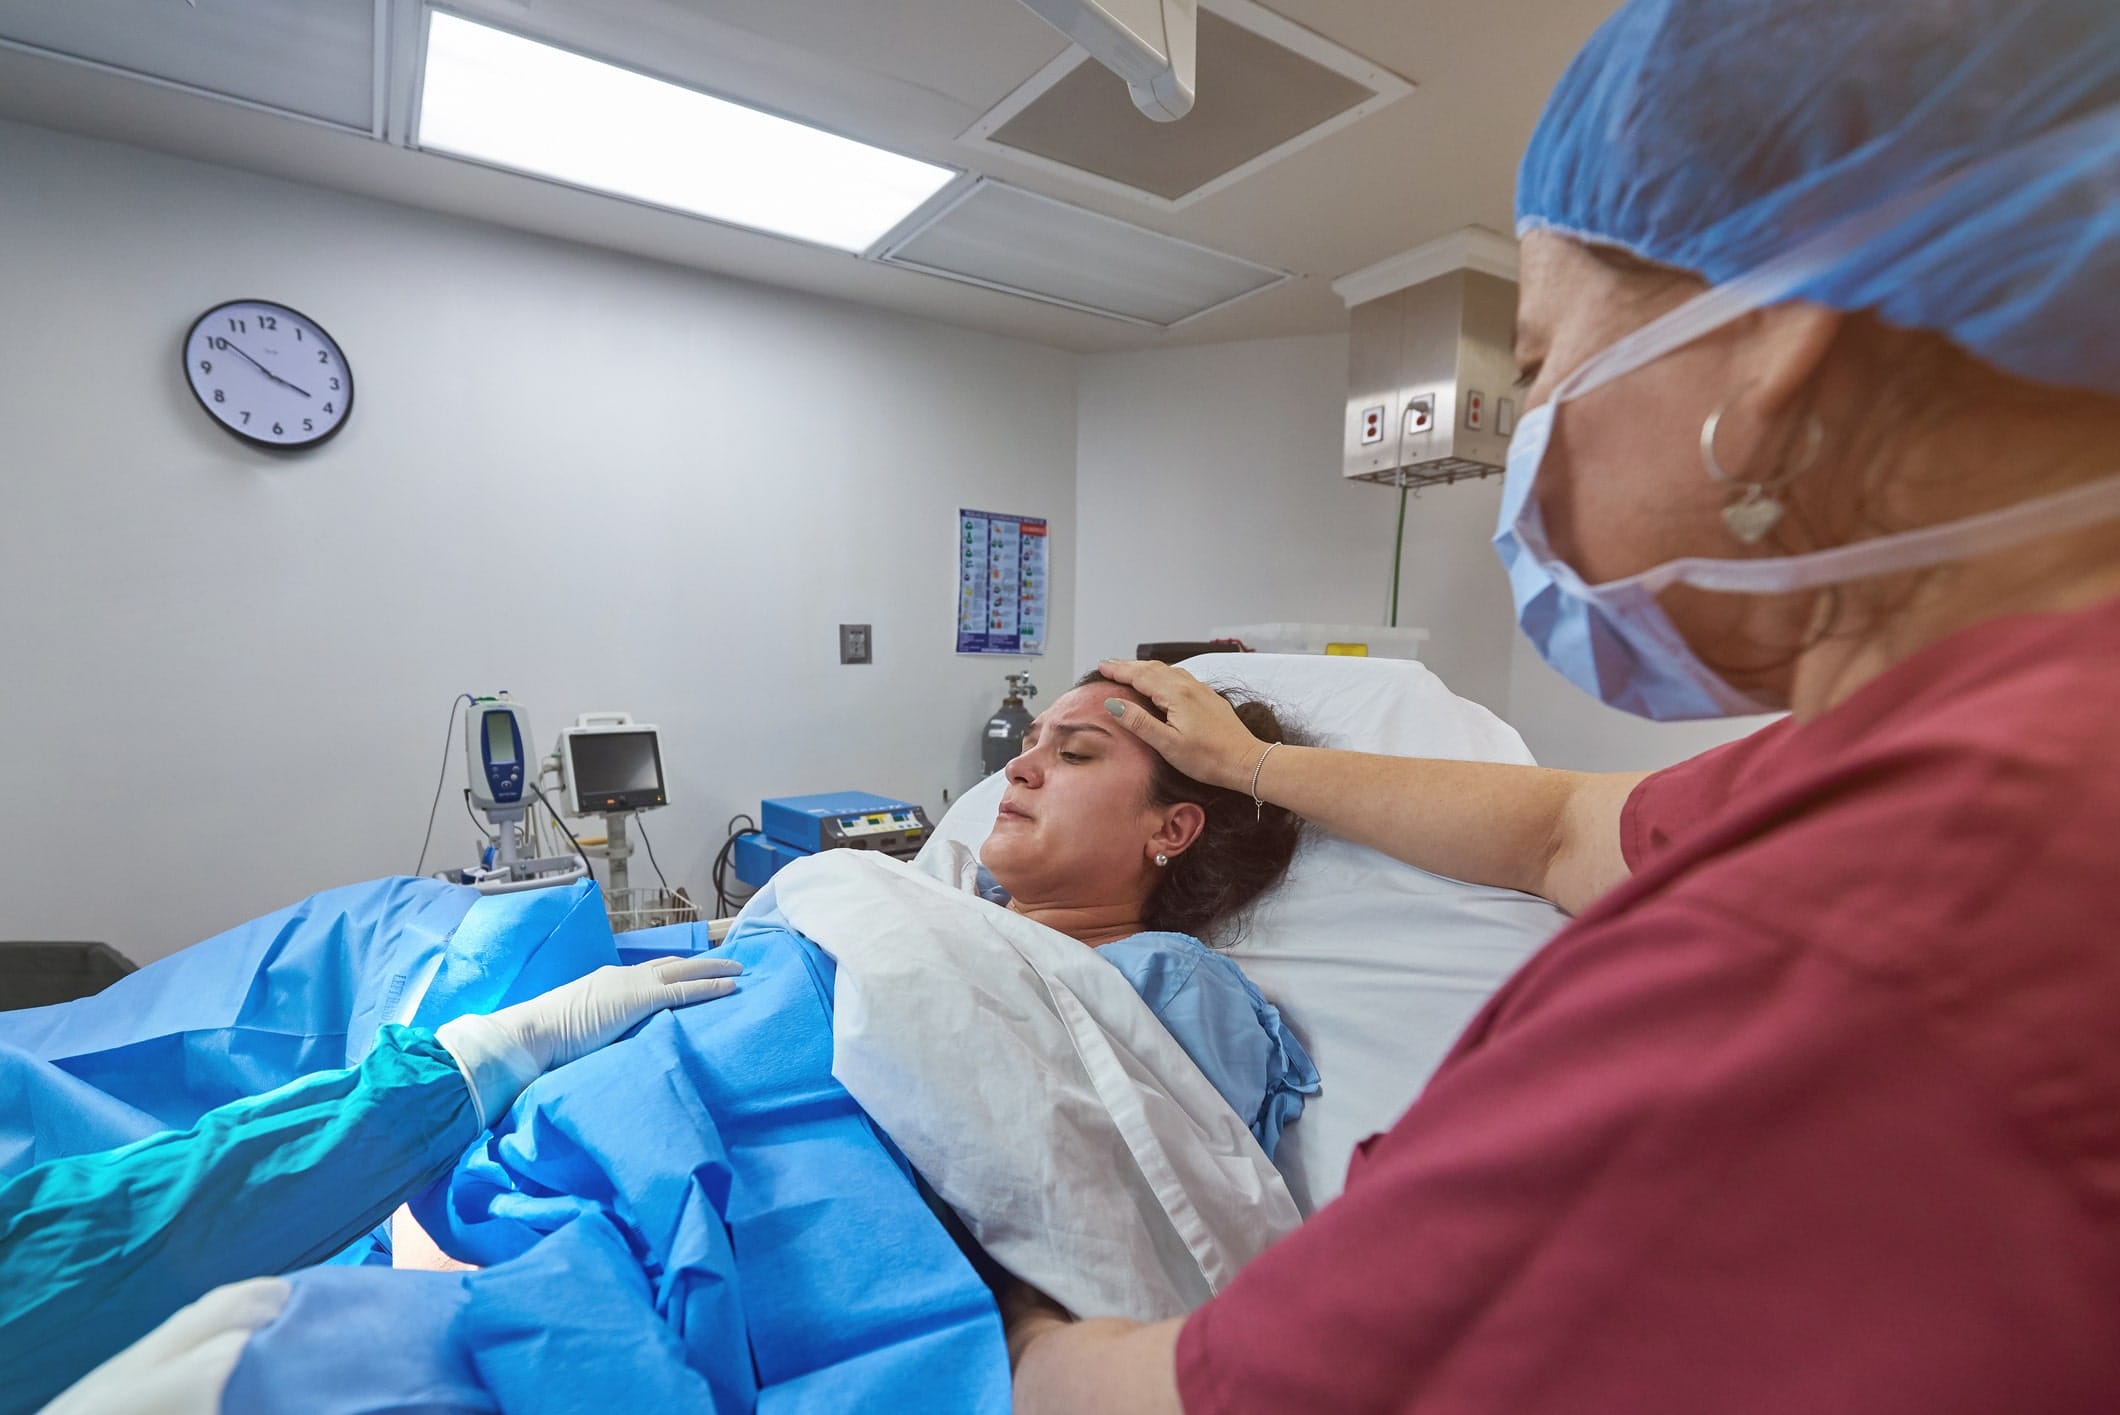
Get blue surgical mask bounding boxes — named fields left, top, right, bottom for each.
left=1496, top=396, right=1772, bottom=720
left=1494, top=207, right=2120, bottom=721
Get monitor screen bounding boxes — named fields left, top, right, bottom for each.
left=568, top=730, right=665, bottom=808
left=483, top=710, right=517, bottom=764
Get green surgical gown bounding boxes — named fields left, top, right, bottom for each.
left=0, top=1024, right=478, bottom=1412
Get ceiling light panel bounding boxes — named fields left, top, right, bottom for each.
left=0, top=0, right=375, bottom=131
left=417, top=12, right=958, bottom=253
left=875, top=181, right=1287, bottom=327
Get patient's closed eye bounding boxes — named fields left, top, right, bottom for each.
left=1058, top=751, right=1090, bottom=764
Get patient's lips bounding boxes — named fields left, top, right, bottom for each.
left=995, top=796, right=1033, bottom=823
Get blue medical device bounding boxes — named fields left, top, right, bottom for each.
left=731, top=832, right=809, bottom=888
left=733, top=791, right=934, bottom=889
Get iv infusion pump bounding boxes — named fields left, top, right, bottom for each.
left=467, top=699, right=531, bottom=813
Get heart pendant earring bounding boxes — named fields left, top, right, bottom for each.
left=1722, top=486, right=1786, bottom=544
left=1700, top=395, right=1824, bottom=546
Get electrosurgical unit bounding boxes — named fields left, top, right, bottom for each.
left=732, top=791, right=934, bottom=889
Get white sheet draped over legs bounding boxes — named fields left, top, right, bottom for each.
left=756, top=846, right=1301, bottom=1321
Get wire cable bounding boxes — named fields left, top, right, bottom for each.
left=414, top=694, right=476, bottom=878
left=461, top=788, right=496, bottom=843
left=634, top=814, right=674, bottom=892
left=529, top=782, right=595, bottom=886
left=711, top=814, right=761, bottom=917
left=619, top=817, right=703, bottom=925
left=1387, top=481, right=1409, bottom=628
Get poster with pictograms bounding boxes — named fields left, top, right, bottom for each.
left=957, top=509, right=1047, bottom=655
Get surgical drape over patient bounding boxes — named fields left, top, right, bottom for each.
left=1516, top=0, right=2120, bottom=398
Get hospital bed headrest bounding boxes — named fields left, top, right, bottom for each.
left=916, top=653, right=1567, bottom=1214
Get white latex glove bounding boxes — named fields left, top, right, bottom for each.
left=435, top=954, right=743, bottom=1127
left=40, top=1276, right=291, bottom=1415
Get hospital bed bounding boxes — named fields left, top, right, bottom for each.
left=911, top=652, right=1569, bottom=1213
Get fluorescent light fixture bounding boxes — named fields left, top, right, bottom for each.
left=418, top=12, right=957, bottom=252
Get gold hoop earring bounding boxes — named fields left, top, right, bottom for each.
left=1700, top=397, right=1825, bottom=545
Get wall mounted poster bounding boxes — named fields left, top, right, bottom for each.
left=957, top=509, right=1047, bottom=655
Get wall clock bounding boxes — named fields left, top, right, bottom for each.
left=183, top=300, right=354, bottom=450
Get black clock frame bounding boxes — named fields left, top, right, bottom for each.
left=182, top=298, right=357, bottom=452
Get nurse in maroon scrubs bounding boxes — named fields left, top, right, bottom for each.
left=1009, top=1, right=2120, bottom=1411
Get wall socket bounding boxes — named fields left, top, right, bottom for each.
left=839, top=623, right=872, bottom=665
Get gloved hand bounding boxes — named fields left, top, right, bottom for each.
left=435, top=954, right=743, bottom=1127
left=40, top=1276, right=292, bottom=1415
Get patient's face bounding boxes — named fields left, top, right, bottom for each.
left=982, top=685, right=1170, bottom=910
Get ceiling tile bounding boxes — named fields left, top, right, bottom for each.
left=0, top=0, right=374, bottom=131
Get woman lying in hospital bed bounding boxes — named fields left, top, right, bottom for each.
left=12, top=672, right=1351, bottom=1414
left=392, top=670, right=1319, bottom=1262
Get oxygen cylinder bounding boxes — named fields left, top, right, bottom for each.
left=981, top=670, right=1039, bottom=776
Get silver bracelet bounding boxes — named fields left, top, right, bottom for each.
left=1249, top=741, right=1283, bottom=819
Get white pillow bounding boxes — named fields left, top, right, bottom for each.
left=914, top=654, right=1567, bottom=1213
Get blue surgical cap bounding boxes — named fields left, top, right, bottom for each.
left=1517, top=0, right=2120, bottom=398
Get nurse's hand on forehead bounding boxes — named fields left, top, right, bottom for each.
left=1094, top=659, right=1272, bottom=791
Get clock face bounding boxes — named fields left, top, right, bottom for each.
left=183, top=300, right=354, bottom=450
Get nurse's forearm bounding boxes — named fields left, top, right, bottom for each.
left=0, top=1025, right=479, bottom=1412
left=1255, top=745, right=1645, bottom=914
left=1011, top=1314, right=1184, bottom=1415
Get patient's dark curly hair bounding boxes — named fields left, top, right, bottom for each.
left=1075, top=670, right=1310, bottom=943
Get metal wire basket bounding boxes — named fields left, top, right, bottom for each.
left=604, top=886, right=704, bottom=935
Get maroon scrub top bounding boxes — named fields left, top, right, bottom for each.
left=1178, top=594, right=2120, bottom=1414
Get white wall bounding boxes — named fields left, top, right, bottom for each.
left=1073, top=336, right=1518, bottom=715
left=1074, top=335, right=1774, bottom=770
left=0, top=120, right=1076, bottom=963
left=0, top=118, right=1777, bottom=966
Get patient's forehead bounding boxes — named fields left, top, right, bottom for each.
left=1025, top=684, right=1149, bottom=751
left=1032, top=683, right=1117, bottom=726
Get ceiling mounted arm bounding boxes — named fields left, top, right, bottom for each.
left=1013, top=0, right=1196, bottom=121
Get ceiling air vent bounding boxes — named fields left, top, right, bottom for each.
left=872, top=179, right=1287, bottom=327
left=0, top=0, right=378, bottom=133
left=963, top=0, right=1410, bottom=209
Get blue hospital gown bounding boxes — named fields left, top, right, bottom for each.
left=1097, top=931, right=1319, bottom=1158
left=972, top=868, right=1320, bottom=1157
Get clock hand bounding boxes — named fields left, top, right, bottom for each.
left=216, top=340, right=274, bottom=379
left=220, top=341, right=312, bottom=398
